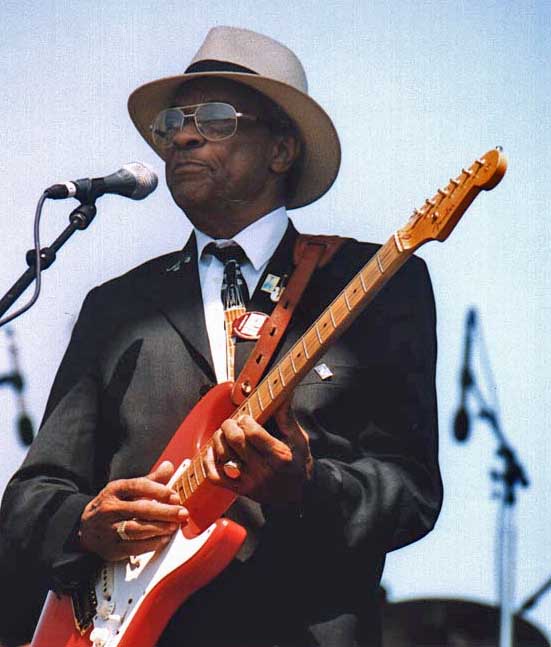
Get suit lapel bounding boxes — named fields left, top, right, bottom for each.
left=151, top=233, right=216, bottom=383
left=141, top=223, right=301, bottom=385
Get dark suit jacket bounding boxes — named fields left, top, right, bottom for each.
left=0, top=222, right=442, bottom=647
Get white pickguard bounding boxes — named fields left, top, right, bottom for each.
left=89, top=460, right=216, bottom=647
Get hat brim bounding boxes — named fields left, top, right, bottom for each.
left=128, top=72, right=341, bottom=209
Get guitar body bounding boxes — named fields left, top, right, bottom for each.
left=31, top=383, right=246, bottom=647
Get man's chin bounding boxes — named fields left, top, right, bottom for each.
left=170, top=183, right=215, bottom=212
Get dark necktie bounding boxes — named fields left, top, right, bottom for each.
left=204, top=242, right=250, bottom=308
left=204, top=241, right=266, bottom=556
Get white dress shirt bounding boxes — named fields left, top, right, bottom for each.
left=194, top=206, right=289, bottom=384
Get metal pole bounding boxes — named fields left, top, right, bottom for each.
left=498, top=498, right=516, bottom=647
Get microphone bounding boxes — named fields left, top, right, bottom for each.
left=453, top=308, right=477, bottom=442
left=45, top=162, right=158, bottom=202
left=4, top=329, right=34, bottom=446
left=17, top=412, right=34, bottom=446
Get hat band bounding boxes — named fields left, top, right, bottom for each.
left=185, top=60, right=258, bottom=75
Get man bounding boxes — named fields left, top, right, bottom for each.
left=0, top=27, right=442, bottom=647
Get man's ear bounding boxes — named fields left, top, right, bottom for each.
left=270, top=135, right=301, bottom=175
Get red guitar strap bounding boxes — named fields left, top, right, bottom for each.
left=231, top=234, right=347, bottom=406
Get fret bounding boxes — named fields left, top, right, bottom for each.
left=394, top=232, right=404, bottom=252
left=196, top=452, right=206, bottom=480
left=267, top=379, right=275, bottom=401
left=194, top=457, right=204, bottom=485
left=329, top=306, right=337, bottom=328
left=290, top=353, right=298, bottom=374
left=247, top=400, right=253, bottom=417
left=174, top=480, right=184, bottom=502
left=302, top=337, right=310, bottom=359
left=180, top=474, right=191, bottom=499
left=376, top=253, right=384, bottom=274
left=315, top=322, right=323, bottom=344
left=256, top=389, right=265, bottom=411
left=359, top=270, right=368, bottom=292
left=186, top=469, right=194, bottom=494
left=343, top=290, right=352, bottom=312
left=278, top=365, right=286, bottom=386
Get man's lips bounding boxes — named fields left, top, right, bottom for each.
left=171, top=160, right=210, bottom=175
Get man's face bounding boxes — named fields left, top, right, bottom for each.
left=164, top=79, right=285, bottom=233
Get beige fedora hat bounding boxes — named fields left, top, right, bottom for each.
left=128, top=26, right=341, bottom=209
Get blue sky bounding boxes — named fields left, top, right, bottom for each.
left=1, top=0, right=550, bottom=638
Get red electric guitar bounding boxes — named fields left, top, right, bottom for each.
left=31, top=148, right=507, bottom=647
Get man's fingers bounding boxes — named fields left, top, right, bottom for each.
left=234, top=415, right=293, bottom=462
left=219, top=419, right=249, bottom=459
left=274, top=404, right=308, bottom=450
left=118, top=498, right=189, bottom=523
left=147, top=460, right=175, bottom=484
left=111, top=473, right=176, bottom=503
left=114, top=519, right=180, bottom=541
left=212, top=428, right=234, bottom=464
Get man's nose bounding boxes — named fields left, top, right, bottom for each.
left=171, top=120, right=205, bottom=149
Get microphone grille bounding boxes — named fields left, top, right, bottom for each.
left=123, top=162, right=159, bottom=200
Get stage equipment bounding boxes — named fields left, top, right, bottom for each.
left=0, top=328, right=34, bottom=445
left=382, top=598, right=549, bottom=646
left=453, top=309, right=530, bottom=647
left=0, top=163, right=158, bottom=328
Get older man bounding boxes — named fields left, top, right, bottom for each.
left=0, top=27, right=442, bottom=647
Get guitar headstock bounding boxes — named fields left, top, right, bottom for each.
left=395, top=147, right=508, bottom=251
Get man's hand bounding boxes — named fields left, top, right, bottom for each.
left=79, top=461, right=188, bottom=561
left=205, top=402, right=314, bottom=504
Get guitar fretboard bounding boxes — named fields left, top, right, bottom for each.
left=172, top=235, right=409, bottom=504
left=171, top=148, right=507, bottom=506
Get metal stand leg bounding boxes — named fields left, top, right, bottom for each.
left=498, top=499, right=516, bottom=647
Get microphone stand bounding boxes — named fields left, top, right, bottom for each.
left=467, top=378, right=529, bottom=647
left=518, top=574, right=551, bottom=615
left=0, top=202, right=97, bottom=321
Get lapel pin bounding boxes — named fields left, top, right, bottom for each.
left=233, top=311, right=270, bottom=340
left=314, top=363, right=334, bottom=381
left=261, top=274, right=280, bottom=294
left=166, top=259, right=182, bottom=272
left=270, top=273, right=288, bottom=302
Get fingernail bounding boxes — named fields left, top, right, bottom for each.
left=178, top=508, right=188, bottom=518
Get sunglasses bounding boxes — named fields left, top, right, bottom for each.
left=150, top=102, right=259, bottom=148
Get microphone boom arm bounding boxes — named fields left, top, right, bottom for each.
left=0, top=202, right=96, bottom=325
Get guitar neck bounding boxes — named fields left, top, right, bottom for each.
left=173, top=147, right=508, bottom=505
left=172, top=236, right=410, bottom=506
left=231, top=234, right=411, bottom=424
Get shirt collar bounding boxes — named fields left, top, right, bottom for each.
left=194, top=206, right=288, bottom=271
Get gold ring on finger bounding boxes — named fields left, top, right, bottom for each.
left=116, top=520, right=130, bottom=542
